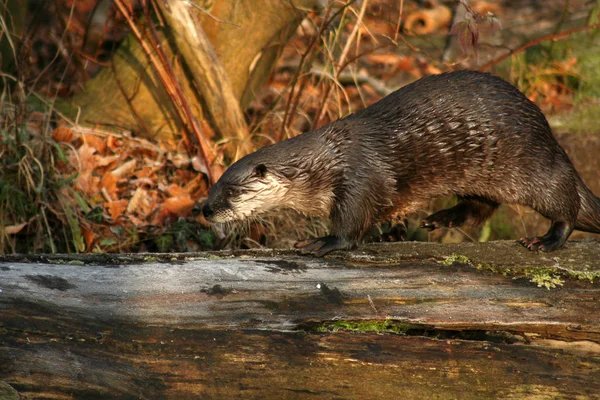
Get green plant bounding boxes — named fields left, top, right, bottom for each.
left=0, top=119, right=85, bottom=253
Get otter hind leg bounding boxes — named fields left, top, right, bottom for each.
left=294, top=235, right=356, bottom=257
left=518, top=220, right=574, bottom=251
left=421, top=197, right=499, bottom=231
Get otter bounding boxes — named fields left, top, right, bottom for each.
left=202, top=70, right=600, bottom=256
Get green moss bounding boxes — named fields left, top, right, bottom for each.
left=476, top=263, right=566, bottom=289
left=522, top=268, right=565, bottom=290
left=313, top=319, right=415, bottom=334
left=569, top=270, right=600, bottom=283
left=439, top=254, right=472, bottom=266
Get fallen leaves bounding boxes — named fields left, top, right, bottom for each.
left=53, top=125, right=212, bottom=251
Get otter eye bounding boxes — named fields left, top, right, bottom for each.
left=225, top=188, right=243, bottom=198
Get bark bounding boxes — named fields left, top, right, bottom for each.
left=1, top=240, right=599, bottom=398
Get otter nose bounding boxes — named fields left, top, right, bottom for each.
left=202, top=204, right=213, bottom=220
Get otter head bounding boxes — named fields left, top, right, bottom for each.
left=202, top=157, right=293, bottom=223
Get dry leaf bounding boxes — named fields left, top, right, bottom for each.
left=191, top=155, right=208, bottom=174
left=127, top=187, right=146, bottom=214
left=164, top=184, right=187, bottom=197
left=170, top=153, right=190, bottom=169
left=105, top=199, right=128, bottom=220
left=107, top=135, right=122, bottom=152
left=5, top=222, right=27, bottom=235
left=210, top=164, right=225, bottom=184
left=81, top=226, right=96, bottom=249
left=112, top=159, right=137, bottom=178
left=163, top=195, right=195, bottom=216
left=82, top=134, right=107, bottom=154
left=100, top=172, right=118, bottom=198
left=367, top=53, right=404, bottom=66
left=74, top=170, right=101, bottom=195
left=75, top=144, right=99, bottom=173
left=96, top=154, right=120, bottom=168
left=52, top=126, right=74, bottom=143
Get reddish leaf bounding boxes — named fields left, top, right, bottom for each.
left=451, top=15, right=479, bottom=56
left=52, top=126, right=74, bottom=143
left=163, top=195, right=195, bottom=217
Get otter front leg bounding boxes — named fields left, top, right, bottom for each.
left=421, top=197, right=499, bottom=230
left=294, top=236, right=356, bottom=257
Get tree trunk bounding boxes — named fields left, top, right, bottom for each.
left=59, top=0, right=320, bottom=159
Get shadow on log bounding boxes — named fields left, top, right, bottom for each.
left=1, top=240, right=599, bottom=398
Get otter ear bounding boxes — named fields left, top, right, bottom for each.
left=253, top=164, right=267, bottom=177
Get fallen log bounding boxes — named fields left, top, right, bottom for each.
left=1, top=240, right=599, bottom=398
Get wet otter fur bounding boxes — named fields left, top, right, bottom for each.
left=202, top=70, right=600, bottom=256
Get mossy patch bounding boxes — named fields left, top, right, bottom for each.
left=522, top=268, right=565, bottom=290
left=313, top=319, right=416, bottom=334
left=439, top=254, right=472, bottom=266
left=440, top=254, right=595, bottom=289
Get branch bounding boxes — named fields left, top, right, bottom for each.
left=479, top=21, right=600, bottom=71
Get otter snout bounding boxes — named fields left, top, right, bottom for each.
left=202, top=203, right=214, bottom=220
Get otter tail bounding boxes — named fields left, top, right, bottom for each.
left=576, top=179, right=600, bottom=233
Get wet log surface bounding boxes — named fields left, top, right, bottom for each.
left=1, top=240, right=599, bottom=399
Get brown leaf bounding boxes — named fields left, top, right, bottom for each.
left=127, top=187, right=146, bottom=214
left=105, top=199, right=128, bottom=220
left=96, top=154, right=120, bottom=168
left=100, top=172, right=118, bottom=198
left=82, top=134, right=107, bottom=154
left=112, top=159, right=137, bottom=178
left=75, top=144, right=99, bottom=173
left=81, top=226, right=96, bottom=250
left=164, top=184, right=187, bottom=197
left=163, top=195, right=195, bottom=216
left=52, top=126, right=74, bottom=143
left=107, top=135, right=122, bottom=152
left=74, top=170, right=101, bottom=195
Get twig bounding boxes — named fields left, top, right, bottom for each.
left=338, top=0, right=369, bottom=70
left=279, top=3, right=336, bottom=141
left=394, top=0, right=404, bottom=42
left=479, top=21, right=600, bottom=71
left=314, top=0, right=385, bottom=127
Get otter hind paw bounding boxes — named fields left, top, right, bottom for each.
left=294, top=236, right=354, bottom=257
left=517, top=236, right=563, bottom=252
left=518, top=220, right=573, bottom=252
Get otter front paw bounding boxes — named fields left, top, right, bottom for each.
left=294, top=235, right=355, bottom=257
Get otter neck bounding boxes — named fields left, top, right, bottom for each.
left=277, top=126, right=345, bottom=218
